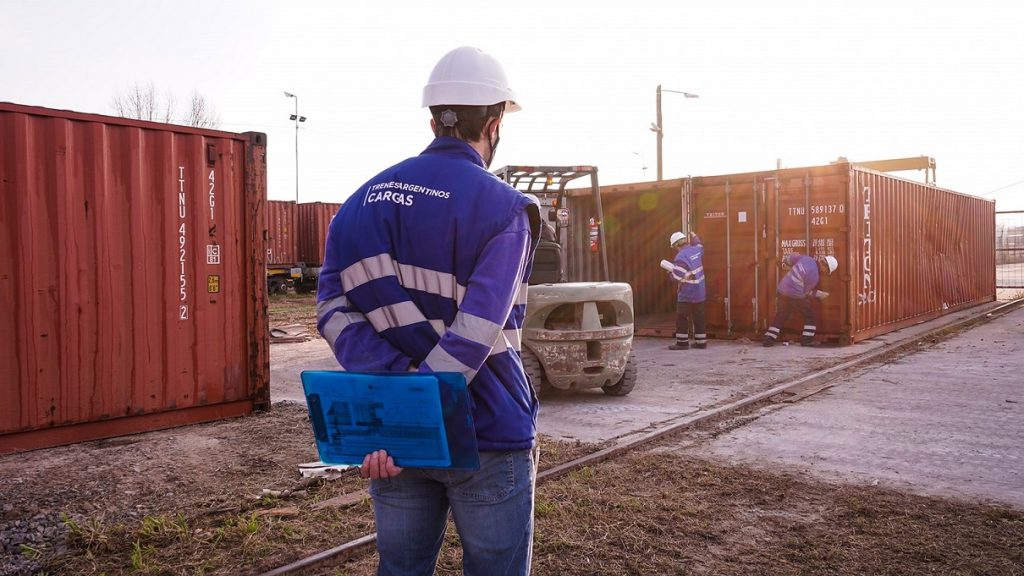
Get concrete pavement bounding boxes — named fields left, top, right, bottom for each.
left=678, top=305, right=1024, bottom=509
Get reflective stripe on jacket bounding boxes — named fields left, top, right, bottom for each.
left=673, top=234, right=706, bottom=303
left=316, top=137, right=540, bottom=451
left=778, top=252, right=820, bottom=299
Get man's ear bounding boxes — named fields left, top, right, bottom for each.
left=429, top=117, right=437, bottom=135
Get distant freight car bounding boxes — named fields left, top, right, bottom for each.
left=561, top=162, right=995, bottom=344
left=266, top=199, right=299, bottom=293
left=0, top=102, right=269, bottom=454
left=265, top=200, right=340, bottom=293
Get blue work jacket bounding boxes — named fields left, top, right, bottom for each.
left=671, top=234, right=706, bottom=303
left=778, top=252, right=821, bottom=299
left=316, top=137, right=540, bottom=451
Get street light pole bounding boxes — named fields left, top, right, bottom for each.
left=283, top=92, right=306, bottom=203
left=650, top=85, right=699, bottom=181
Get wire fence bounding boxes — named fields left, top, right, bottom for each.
left=996, top=210, right=1024, bottom=290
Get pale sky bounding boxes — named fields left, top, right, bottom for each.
left=4, top=0, right=1024, bottom=210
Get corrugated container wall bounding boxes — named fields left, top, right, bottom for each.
left=296, top=201, right=340, bottom=266
left=266, top=200, right=297, bottom=266
left=563, top=180, right=684, bottom=321
left=0, top=103, right=269, bottom=454
left=564, top=164, right=994, bottom=344
left=842, top=166, right=995, bottom=341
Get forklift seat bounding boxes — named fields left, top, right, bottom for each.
left=530, top=240, right=563, bottom=285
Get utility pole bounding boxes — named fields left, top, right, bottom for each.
left=650, top=85, right=699, bottom=181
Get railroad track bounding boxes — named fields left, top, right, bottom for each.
left=260, top=298, right=1024, bottom=576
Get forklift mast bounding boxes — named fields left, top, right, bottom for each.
left=494, top=165, right=609, bottom=281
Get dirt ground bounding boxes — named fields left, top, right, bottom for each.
left=268, top=293, right=322, bottom=341
left=2, top=296, right=1022, bottom=575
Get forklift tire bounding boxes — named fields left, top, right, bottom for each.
left=520, top=348, right=547, bottom=396
left=602, top=350, right=637, bottom=396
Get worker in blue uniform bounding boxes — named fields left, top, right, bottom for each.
left=667, top=231, right=707, bottom=350
left=316, top=46, right=541, bottom=576
left=763, top=253, right=838, bottom=347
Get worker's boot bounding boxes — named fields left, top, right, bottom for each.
left=668, top=342, right=689, bottom=350
left=762, top=338, right=775, bottom=347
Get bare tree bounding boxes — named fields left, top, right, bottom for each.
left=111, top=83, right=219, bottom=128
left=183, top=90, right=221, bottom=129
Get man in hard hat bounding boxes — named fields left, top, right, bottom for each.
left=762, top=253, right=839, bottom=347
left=316, top=46, right=540, bottom=575
left=667, top=231, right=707, bottom=350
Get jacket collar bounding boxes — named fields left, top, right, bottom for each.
left=421, top=137, right=485, bottom=168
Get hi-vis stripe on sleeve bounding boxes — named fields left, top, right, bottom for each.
left=515, top=282, right=529, bottom=306
left=488, top=328, right=522, bottom=356
left=340, top=254, right=396, bottom=291
left=423, top=345, right=477, bottom=383
left=365, top=300, right=429, bottom=333
left=317, top=294, right=371, bottom=345
left=321, top=309, right=371, bottom=347
left=341, top=253, right=468, bottom=305
left=396, top=262, right=466, bottom=304
left=448, top=310, right=503, bottom=347
left=316, top=294, right=350, bottom=321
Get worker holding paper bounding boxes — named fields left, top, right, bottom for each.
left=316, top=46, right=539, bottom=575
left=665, top=231, right=707, bottom=350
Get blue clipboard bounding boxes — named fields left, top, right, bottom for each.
left=301, top=371, right=480, bottom=470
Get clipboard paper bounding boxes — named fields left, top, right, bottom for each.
left=301, top=371, right=480, bottom=470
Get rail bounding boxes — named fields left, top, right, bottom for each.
left=259, top=298, right=1024, bottom=575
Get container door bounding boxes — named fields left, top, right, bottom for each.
left=695, top=177, right=763, bottom=336
left=766, top=170, right=848, bottom=342
left=763, top=172, right=815, bottom=338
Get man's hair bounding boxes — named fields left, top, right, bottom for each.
left=429, top=103, right=505, bottom=141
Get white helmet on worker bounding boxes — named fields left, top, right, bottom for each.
left=824, top=255, right=838, bottom=274
left=422, top=46, right=520, bottom=112
left=669, top=231, right=686, bottom=247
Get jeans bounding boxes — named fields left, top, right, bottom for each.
left=370, top=448, right=539, bottom=576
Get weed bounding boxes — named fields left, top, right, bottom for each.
left=535, top=500, right=556, bottom=517
left=139, top=513, right=190, bottom=541
left=62, top=514, right=110, bottom=550
left=245, top=513, right=260, bottom=535
left=19, top=543, right=42, bottom=558
left=129, top=540, right=152, bottom=570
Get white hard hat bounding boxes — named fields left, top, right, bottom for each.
left=422, top=46, right=521, bottom=112
left=669, top=231, right=686, bottom=247
left=824, top=256, right=838, bottom=274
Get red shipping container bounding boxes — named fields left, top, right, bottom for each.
left=296, top=201, right=341, bottom=266
left=266, top=199, right=297, bottom=266
left=0, top=102, right=269, bottom=454
left=562, top=163, right=995, bottom=344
